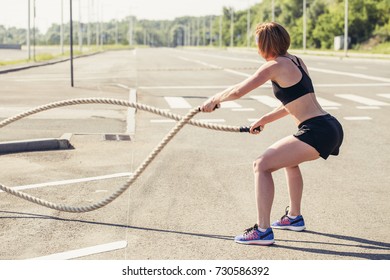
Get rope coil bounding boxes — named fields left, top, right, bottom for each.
left=0, top=97, right=253, bottom=213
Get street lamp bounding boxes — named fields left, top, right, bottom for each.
left=70, top=0, right=74, bottom=87
left=344, top=0, right=348, bottom=56
left=303, top=0, right=306, bottom=51
left=27, top=0, right=31, bottom=60
left=247, top=6, right=251, bottom=48
left=230, top=8, right=234, bottom=47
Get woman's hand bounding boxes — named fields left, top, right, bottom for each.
left=200, top=96, right=220, bottom=113
left=249, top=118, right=266, bottom=135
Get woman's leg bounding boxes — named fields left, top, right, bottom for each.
left=285, top=165, right=303, bottom=216
left=253, top=135, right=320, bottom=229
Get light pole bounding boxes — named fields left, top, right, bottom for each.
left=33, top=0, right=36, bottom=61
left=27, top=0, right=31, bottom=60
left=303, top=0, right=307, bottom=51
left=344, top=0, right=348, bottom=56
left=78, top=0, right=82, bottom=52
left=61, top=0, right=64, bottom=54
left=70, top=0, right=74, bottom=87
left=230, top=8, right=234, bottom=47
left=219, top=14, right=222, bottom=48
left=208, top=17, right=213, bottom=46
left=247, top=5, right=251, bottom=48
left=272, top=0, right=275, bottom=21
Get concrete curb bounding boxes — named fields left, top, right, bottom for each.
left=0, top=133, right=73, bottom=155
left=0, top=51, right=104, bottom=74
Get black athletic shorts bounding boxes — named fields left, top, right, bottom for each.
left=294, top=114, right=344, bottom=159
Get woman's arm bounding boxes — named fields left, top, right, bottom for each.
left=201, top=62, right=275, bottom=112
left=249, top=105, right=289, bottom=134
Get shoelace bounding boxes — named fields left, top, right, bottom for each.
left=244, top=224, right=259, bottom=235
left=279, top=206, right=290, bottom=221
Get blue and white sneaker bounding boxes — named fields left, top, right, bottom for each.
left=234, top=224, right=274, bottom=245
left=271, top=207, right=306, bottom=231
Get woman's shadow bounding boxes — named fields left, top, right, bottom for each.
left=1, top=210, right=389, bottom=260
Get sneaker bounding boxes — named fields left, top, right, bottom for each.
left=271, top=206, right=306, bottom=231
left=234, top=224, right=275, bottom=245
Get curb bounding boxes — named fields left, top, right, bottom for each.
left=0, top=133, right=73, bottom=155
left=0, top=51, right=103, bottom=75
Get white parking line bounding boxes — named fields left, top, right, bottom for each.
left=150, top=119, right=176, bottom=123
left=150, top=119, right=225, bottom=123
left=220, top=101, right=242, bottom=108
left=317, top=97, right=341, bottom=107
left=232, top=108, right=255, bottom=112
left=250, top=95, right=279, bottom=108
left=223, top=68, right=251, bottom=77
left=356, top=106, right=380, bottom=110
left=29, top=241, right=128, bottom=260
left=336, top=94, right=389, bottom=106
left=174, top=49, right=390, bottom=83
left=377, top=93, right=390, bottom=99
left=164, top=97, right=192, bottom=108
left=0, top=172, right=133, bottom=193
left=138, top=83, right=390, bottom=90
left=344, top=116, right=372, bottom=120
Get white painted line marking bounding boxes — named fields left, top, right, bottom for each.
left=250, top=95, right=279, bottom=108
left=116, top=83, right=130, bottom=90
left=232, top=108, right=255, bottom=112
left=377, top=93, right=390, bottom=99
left=223, top=68, right=251, bottom=77
left=356, top=106, right=380, bottom=110
left=197, top=119, right=225, bottom=123
left=315, top=83, right=390, bottom=87
left=177, top=55, right=252, bottom=78
left=139, top=85, right=230, bottom=90
left=150, top=119, right=225, bottom=123
left=317, top=97, right=341, bottom=107
left=176, top=56, right=221, bottom=69
left=138, top=83, right=390, bottom=90
left=220, top=101, right=242, bottom=108
left=164, top=97, right=191, bottom=108
left=174, top=49, right=390, bottom=83
left=309, top=67, right=390, bottom=83
left=322, top=107, right=340, bottom=110
left=344, top=116, right=372, bottom=120
left=335, top=94, right=389, bottom=106
left=150, top=119, right=176, bottom=123
left=0, top=172, right=133, bottom=193
left=29, top=241, right=128, bottom=260
left=127, top=88, right=137, bottom=134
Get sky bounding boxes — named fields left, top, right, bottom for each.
left=0, top=0, right=259, bottom=33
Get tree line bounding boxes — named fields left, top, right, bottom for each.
left=1, top=0, right=389, bottom=50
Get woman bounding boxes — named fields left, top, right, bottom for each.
left=200, top=22, right=343, bottom=245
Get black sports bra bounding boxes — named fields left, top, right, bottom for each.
left=271, top=56, right=314, bottom=105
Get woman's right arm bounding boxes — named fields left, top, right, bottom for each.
left=250, top=105, right=289, bottom=134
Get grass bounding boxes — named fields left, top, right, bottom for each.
left=0, top=45, right=137, bottom=67
left=370, top=42, right=390, bottom=54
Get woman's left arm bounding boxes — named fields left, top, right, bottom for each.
left=201, top=62, right=275, bottom=112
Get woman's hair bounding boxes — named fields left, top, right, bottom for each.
left=255, top=22, right=290, bottom=58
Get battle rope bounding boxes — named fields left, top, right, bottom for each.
left=0, top=97, right=259, bottom=213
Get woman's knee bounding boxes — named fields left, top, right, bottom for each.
left=253, top=155, right=273, bottom=173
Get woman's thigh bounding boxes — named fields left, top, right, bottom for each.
left=256, top=135, right=320, bottom=172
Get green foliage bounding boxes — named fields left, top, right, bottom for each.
left=1, top=0, right=389, bottom=51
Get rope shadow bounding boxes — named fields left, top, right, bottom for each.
left=272, top=229, right=390, bottom=260
left=1, top=210, right=389, bottom=259
left=0, top=210, right=233, bottom=241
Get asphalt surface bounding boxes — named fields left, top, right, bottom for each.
left=0, top=48, right=389, bottom=260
